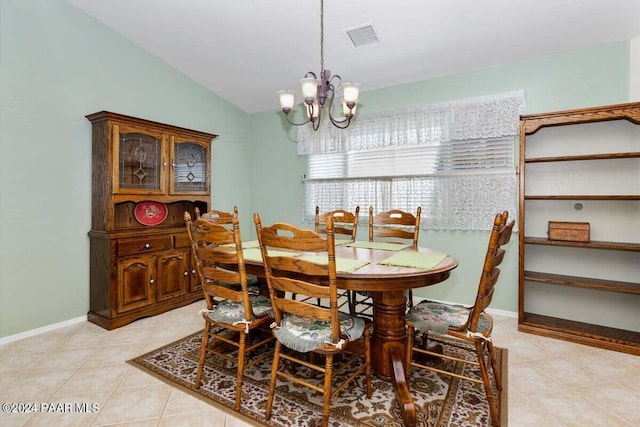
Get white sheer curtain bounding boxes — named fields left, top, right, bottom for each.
left=299, top=90, right=525, bottom=230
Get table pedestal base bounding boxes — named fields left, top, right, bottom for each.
left=372, top=290, right=416, bottom=427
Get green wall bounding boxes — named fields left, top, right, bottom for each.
left=0, top=0, right=253, bottom=337
left=249, top=42, right=630, bottom=314
left=0, top=0, right=632, bottom=338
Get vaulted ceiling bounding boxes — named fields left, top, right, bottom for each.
left=67, top=0, right=640, bottom=113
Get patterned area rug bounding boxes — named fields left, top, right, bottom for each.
left=129, top=331, right=507, bottom=426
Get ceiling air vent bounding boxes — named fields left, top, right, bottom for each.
left=345, top=24, right=380, bottom=48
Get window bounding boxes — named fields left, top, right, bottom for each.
left=299, top=91, right=525, bottom=230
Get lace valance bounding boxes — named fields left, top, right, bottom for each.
left=297, top=90, right=526, bottom=155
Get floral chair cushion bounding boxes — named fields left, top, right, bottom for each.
left=203, top=294, right=272, bottom=324
left=274, top=312, right=365, bottom=353
left=405, top=300, right=489, bottom=335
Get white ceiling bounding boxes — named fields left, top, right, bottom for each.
left=67, top=0, right=640, bottom=114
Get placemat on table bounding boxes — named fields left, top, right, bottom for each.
left=242, top=247, right=301, bottom=263
left=335, top=239, right=354, bottom=246
left=241, top=240, right=260, bottom=248
left=378, top=251, right=448, bottom=270
left=344, top=241, right=410, bottom=251
left=297, top=255, right=370, bottom=273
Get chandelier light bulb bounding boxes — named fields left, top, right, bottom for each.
left=306, top=100, right=321, bottom=121
left=276, top=90, right=296, bottom=113
left=342, top=98, right=357, bottom=118
left=342, top=83, right=361, bottom=105
left=300, top=76, right=320, bottom=104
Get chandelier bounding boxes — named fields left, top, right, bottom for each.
left=276, top=0, right=361, bottom=131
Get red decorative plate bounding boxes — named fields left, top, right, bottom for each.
left=134, top=201, right=168, bottom=226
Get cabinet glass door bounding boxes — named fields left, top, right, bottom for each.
left=118, top=132, right=163, bottom=192
left=172, top=141, right=208, bottom=193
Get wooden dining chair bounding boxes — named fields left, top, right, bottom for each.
left=193, top=207, right=261, bottom=296
left=314, top=206, right=360, bottom=311
left=185, top=210, right=274, bottom=411
left=368, top=206, right=422, bottom=247
left=350, top=206, right=422, bottom=316
left=254, top=213, right=372, bottom=427
left=194, top=205, right=235, bottom=221
left=404, top=211, right=515, bottom=427
left=315, top=206, right=360, bottom=241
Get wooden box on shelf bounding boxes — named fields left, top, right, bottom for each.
left=548, top=221, right=590, bottom=242
left=86, top=111, right=217, bottom=330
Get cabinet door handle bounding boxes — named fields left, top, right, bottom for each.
left=144, top=243, right=151, bottom=249
left=191, top=269, right=196, bottom=274
left=183, top=271, right=188, bottom=276
left=150, top=279, right=155, bottom=284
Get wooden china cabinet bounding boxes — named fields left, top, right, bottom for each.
left=86, top=111, right=217, bottom=329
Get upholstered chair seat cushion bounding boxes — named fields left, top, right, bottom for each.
left=203, top=294, right=272, bottom=324
left=274, top=312, right=366, bottom=352
left=405, top=300, right=489, bottom=335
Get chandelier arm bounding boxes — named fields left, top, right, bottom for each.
left=283, top=112, right=312, bottom=127
left=328, top=111, right=352, bottom=127
left=309, top=101, right=322, bottom=125
left=325, top=83, right=351, bottom=127
left=330, top=116, right=353, bottom=129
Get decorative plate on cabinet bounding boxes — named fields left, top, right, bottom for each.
left=134, top=201, right=168, bottom=226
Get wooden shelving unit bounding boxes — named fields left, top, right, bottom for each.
left=518, top=102, right=640, bottom=356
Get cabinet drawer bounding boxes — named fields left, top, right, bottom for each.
left=117, top=236, right=173, bottom=256
left=174, top=233, right=191, bottom=249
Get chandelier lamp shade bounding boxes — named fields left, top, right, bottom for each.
left=276, top=0, right=361, bottom=131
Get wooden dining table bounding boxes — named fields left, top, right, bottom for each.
left=241, top=240, right=458, bottom=427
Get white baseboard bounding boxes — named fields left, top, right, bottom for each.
left=0, top=316, right=87, bottom=346
left=485, top=307, right=518, bottom=318
left=0, top=300, right=517, bottom=347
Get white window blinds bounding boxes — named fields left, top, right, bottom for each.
left=301, top=91, right=525, bottom=230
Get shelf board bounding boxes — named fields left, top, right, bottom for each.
left=524, top=237, right=640, bottom=251
left=520, top=102, right=640, bottom=135
left=524, top=271, right=640, bottom=294
left=519, top=312, right=640, bottom=355
left=524, top=195, right=640, bottom=200
left=525, top=152, right=640, bottom=163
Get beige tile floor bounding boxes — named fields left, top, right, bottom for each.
left=1, top=300, right=639, bottom=426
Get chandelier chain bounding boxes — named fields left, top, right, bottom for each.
left=320, top=0, right=324, bottom=74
